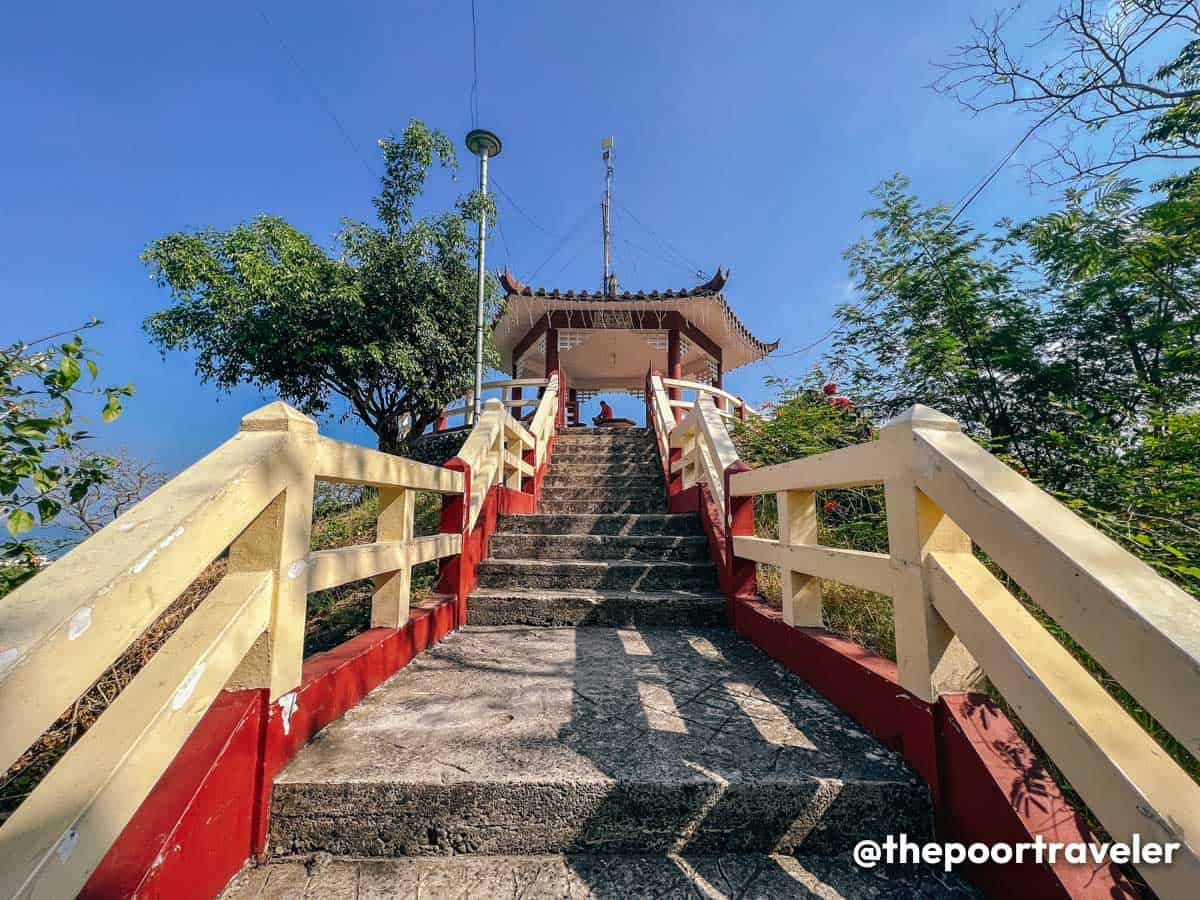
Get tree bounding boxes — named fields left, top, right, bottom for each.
left=831, top=174, right=1200, bottom=594
left=142, top=120, right=499, bottom=453
left=935, top=1, right=1200, bottom=187
left=56, top=448, right=167, bottom=536
left=834, top=175, right=1052, bottom=472
left=1, top=324, right=133, bottom=595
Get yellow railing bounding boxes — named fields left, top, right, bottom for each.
left=669, top=394, right=740, bottom=512
left=451, top=375, right=557, bottom=530
left=0, top=401, right=473, bottom=899
left=658, top=389, right=1200, bottom=896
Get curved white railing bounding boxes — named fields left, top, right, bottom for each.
left=434, top=378, right=551, bottom=431
left=660, top=376, right=758, bottom=420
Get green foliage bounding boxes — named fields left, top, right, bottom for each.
left=734, top=375, right=896, bottom=658
left=734, top=373, right=886, bottom=553
left=0, top=324, right=133, bottom=594
left=833, top=174, right=1200, bottom=596
left=142, top=120, right=499, bottom=453
left=837, top=175, right=1049, bottom=470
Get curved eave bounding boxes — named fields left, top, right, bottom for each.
left=491, top=265, right=778, bottom=375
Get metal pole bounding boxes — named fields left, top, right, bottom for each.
left=473, top=148, right=489, bottom=421
left=465, top=129, right=502, bottom=421
left=601, top=137, right=613, bottom=296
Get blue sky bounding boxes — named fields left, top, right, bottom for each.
left=4, top=0, right=1074, bottom=470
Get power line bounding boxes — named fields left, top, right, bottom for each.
left=529, top=205, right=593, bottom=281
left=618, top=203, right=708, bottom=279
left=493, top=199, right=514, bottom=268
left=468, top=0, right=480, bottom=127
left=491, top=177, right=560, bottom=237
left=256, top=8, right=376, bottom=182
left=947, top=4, right=1177, bottom=225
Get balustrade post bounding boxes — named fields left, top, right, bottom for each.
left=226, top=403, right=317, bottom=700
left=880, top=405, right=983, bottom=702
left=371, top=487, right=415, bottom=628
left=724, top=461, right=757, bottom=610
left=505, top=424, right=523, bottom=490
left=778, top=490, right=822, bottom=626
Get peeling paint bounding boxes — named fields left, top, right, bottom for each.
left=278, top=691, right=299, bottom=734
left=55, top=828, right=79, bottom=863
left=172, top=662, right=206, bottom=711
left=67, top=607, right=93, bottom=641
left=0, top=647, right=19, bottom=676
left=159, top=526, right=185, bottom=549
left=132, top=547, right=158, bottom=575
left=287, top=559, right=308, bottom=580
left=118, top=521, right=139, bottom=532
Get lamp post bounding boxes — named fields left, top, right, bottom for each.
left=465, top=128, right=502, bottom=422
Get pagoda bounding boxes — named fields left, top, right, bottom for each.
left=491, top=266, right=778, bottom=423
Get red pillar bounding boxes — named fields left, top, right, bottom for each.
left=667, top=328, right=682, bottom=423
left=511, top=364, right=522, bottom=422
left=568, top=388, right=578, bottom=427
left=545, top=328, right=559, bottom=377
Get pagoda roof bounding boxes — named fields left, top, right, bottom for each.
left=491, top=266, right=779, bottom=382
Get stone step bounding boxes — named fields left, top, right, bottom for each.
left=476, top=558, right=717, bottom=591
left=550, top=461, right=662, bottom=477
left=467, top=588, right=726, bottom=626
left=542, top=475, right=661, bottom=491
left=222, top=852, right=979, bottom=898
left=539, top=498, right=665, bottom=515
left=540, top=485, right=662, bottom=504
left=490, top=533, right=709, bottom=562
left=553, top=441, right=657, bottom=452
left=550, top=449, right=661, bottom=465
left=554, top=432, right=652, bottom=441
left=268, top=627, right=937, bottom=860
left=496, top=513, right=704, bottom=537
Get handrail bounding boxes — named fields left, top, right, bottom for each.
left=646, top=377, right=1200, bottom=894
left=0, top=401, right=466, bottom=899
left=660, top=376, right=758, bottom=417
left=669, top=394, right=740, bottom=511
left=455, top=375, right=558, bottom=532
left=436, top=377, right=551, bottom=429
left=717, top=403, right=1200, bottom=897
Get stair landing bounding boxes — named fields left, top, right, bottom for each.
left=267, top=626, right=932, bottom=859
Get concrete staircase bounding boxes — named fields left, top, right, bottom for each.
left=470, top=428, right=727, bottom=628
left=224, top=429, right=978, bottom=898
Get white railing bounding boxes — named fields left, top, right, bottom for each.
left=0, top=402, right=467, bottom=899
left=669, top=394, right=740, bottom=512
left=660, top=376, right=757, bottom=420
left=435, top=378, right=551, bottom=431
left=649, top=380, right=1200, bottom=897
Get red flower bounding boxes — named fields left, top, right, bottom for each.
left=831, top=397, right=852, bottom=409
left=823, top=500, right=839, bottom=513
left=822, top=383, right=837, bottom=395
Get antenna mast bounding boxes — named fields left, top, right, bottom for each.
left=601, top=136, right=614, bottom=297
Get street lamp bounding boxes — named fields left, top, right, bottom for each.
left=465, top=128, right=502, bottom=422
